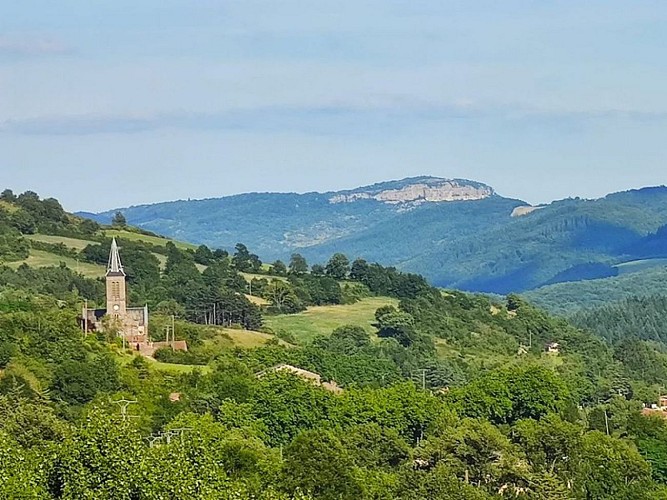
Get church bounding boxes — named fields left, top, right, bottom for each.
left=83, top=238, right=149, bottom=343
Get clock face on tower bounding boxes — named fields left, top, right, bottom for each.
left=113, top=304, right=120, bottom=311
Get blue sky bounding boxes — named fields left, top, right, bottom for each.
left=1, top=1, right=666, bottom=211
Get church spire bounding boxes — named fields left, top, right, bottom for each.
left=107, top=238, right=125, bottom=276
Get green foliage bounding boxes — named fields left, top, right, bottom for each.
left=111, top=211, right=127, bottom=227
left=251, top=373, right=333, bottom=446
left=572, top=295, right=667, bottom=342
left=449, top=365, right=570, bottom=425
left=0, top=264, right=104, bottom=303
left=324, top=252, right=349, bottom=280
left=376, top=308, right=418, bottom=347
left=3, top=189, right=667, bottom=496
left=232, top=242, right=262, bottom=272
left=52, top=353, right=120, bottom=405
left=271, top=259, right=287, bottom=276
left=1, top=189, right=99, bottom=238
left=341, top=423, right=411, bottom=469
left=576, top=431, right=651, bottom=499
left=0, top=431, right=47, bottom=499
left=0, top=224, right=29, bottom=261
left=282, top=429, right=362, bottom=499
left=289, top=253, right=308, bottom=275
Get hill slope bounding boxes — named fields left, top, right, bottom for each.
left=85, top=179, right=667, bottom=296
left=85, top=177, right=509, bottom=263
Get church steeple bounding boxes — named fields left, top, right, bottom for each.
left=107, top=238, right=125, bottom=277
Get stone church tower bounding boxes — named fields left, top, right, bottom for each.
left=83, top=238, right=149, bottom=344
left=106, top=238, right=127, bottom=318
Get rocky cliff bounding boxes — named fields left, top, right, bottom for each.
left=329, top=178, right=494, bottom=204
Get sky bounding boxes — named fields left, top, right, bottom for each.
left=1, top=1, right=666, bottom=212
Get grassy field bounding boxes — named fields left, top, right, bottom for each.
left=149, top=359, right=211, bottom=374
left=264, top=296, right=398, bottom=344
left=242, top=272, right=287, bottom=283
left=24, top=234, right=186, bottom=274
left=104, top=229, right=197, bottom=250
left=26, top=234, right=97, bottom=250
left=116, top=353, right=211, bottom=374
left=0, top=200, right=17, bottom=213
left=7, top=249, right=106, bottom=278
left=245, top=294, right=270, bottom=306
left=218, top=327, right=289, bottom=348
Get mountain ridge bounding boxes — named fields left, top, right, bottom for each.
left=80, top=177, right=667, bottom=296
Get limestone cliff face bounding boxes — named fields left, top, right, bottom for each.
left=329, top=179, right=494, bottom=204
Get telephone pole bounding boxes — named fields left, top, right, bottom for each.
left=83, top=299, right=88, bottom=336
left=112, top=399, right=138, bottom=422
left=412, top=369, right=427, bottom=390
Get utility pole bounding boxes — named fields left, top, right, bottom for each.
left=83, top=299, right=88, bottom=336
left=113, top=399, right=138, bottom=422
left=412, top=370, right=427, bottom=390
left=604, top=408, right=610, bottom=436
left=170, top=427, right=192, bottom=443
left=146, top=436, right=162, bottom=448
left=171, top=315, right=175, bottom=347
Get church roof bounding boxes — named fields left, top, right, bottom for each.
left=106, top=238, right=126, bottom=277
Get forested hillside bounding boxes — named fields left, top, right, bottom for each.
left=4, top=189, right=667, bottom=498
left=524, top=266, right=667, bottom=315
left=86, top=179, right=667, bottom=303
left=571, top=295, right=667, bottom=343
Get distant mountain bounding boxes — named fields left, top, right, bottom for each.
left=82, top=178, right=667, bottom=295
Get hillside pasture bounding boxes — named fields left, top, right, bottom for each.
left=26, top=233, right=97, bottom=251
left=0, top=200, right=18, bottom=213
left=245, top=294, right=270, bottom=306
left=242, top=272, right=288, bottom=283
left=218, top=326, right=291, bottom=348
left=104, top=229, right=197, bottom=250
left=7, top=249, right=106, bottom=278
left=264, top=296, right=398, bottom=344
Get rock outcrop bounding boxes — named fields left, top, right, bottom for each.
left=329, top=179, right=494, bottom=204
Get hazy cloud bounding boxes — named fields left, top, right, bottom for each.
left=3, top=103, right=667, bottom=137
left=0, top=35, right=71, bottom=56
left=1, top=1, right=667, bottom=211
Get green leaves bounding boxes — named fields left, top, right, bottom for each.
left=449, top=365, right=570, bottom=425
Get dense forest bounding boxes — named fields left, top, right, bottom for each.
left=571, top=295, right=667, bottom=343
left=525, top=266, right=667, bottom=315
left=3, top=190, right=667, bottom=498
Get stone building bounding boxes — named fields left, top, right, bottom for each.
left=83, top=238, right=149, bottom=343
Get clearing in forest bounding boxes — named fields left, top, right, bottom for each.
left=264, top=296, right=398, bottom=344
left=7, top=249, right=106, bottom=278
